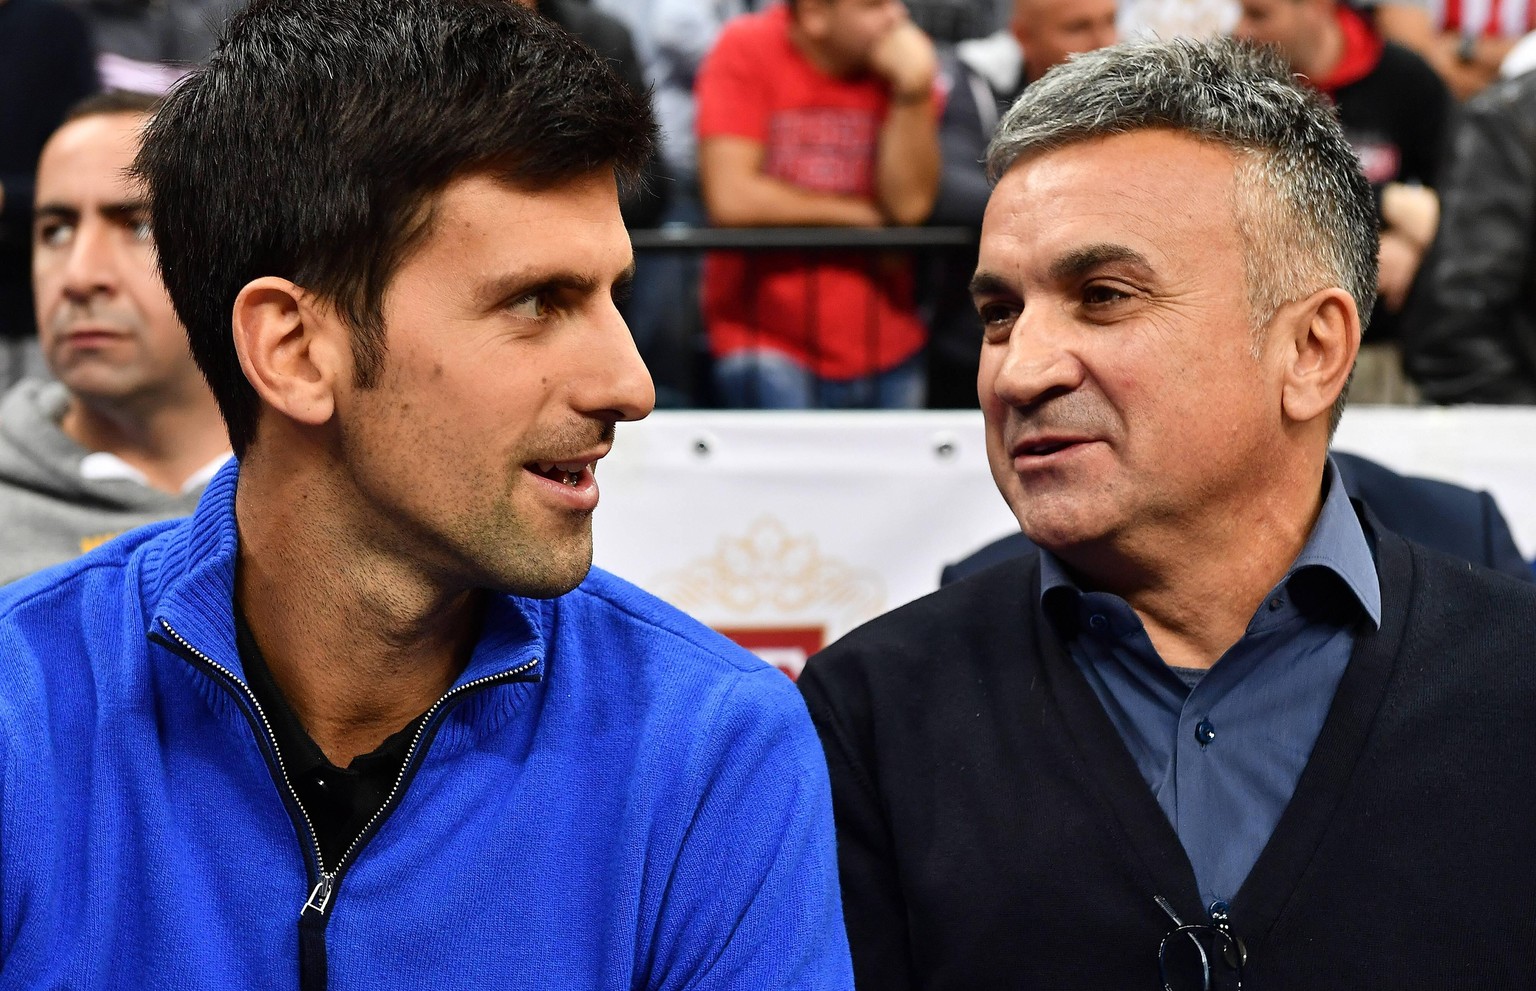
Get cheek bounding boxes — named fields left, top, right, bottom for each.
left=31, top=262, right=64, bottom=308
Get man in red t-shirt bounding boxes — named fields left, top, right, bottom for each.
left=695, top=0, right=939, bottom=408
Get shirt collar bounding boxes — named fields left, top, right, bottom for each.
left=1039, top=456, right=1381, bottom=630
left=80, top=450, right=233, bottom=494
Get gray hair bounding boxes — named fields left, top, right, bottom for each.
left=986, top=38, right=1376, bottom=432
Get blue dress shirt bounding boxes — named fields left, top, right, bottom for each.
left=1040, top=460, right=1382, bottom=914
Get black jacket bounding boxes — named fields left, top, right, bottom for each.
left=801, top=521, right=1536, bottom=990
left=1403, top=70, right=1536, bottom=404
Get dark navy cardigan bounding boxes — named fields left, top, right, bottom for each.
left=801, top=520, right=1536, bottom=990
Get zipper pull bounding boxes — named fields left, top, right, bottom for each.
left=302, top=872, right=335, bottom=918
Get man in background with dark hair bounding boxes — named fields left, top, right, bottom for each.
left=0, top=90, right=230, bottom=586
left=0, top=0, right=98, bottom=382
left=0, top=2, right=852, bottom=987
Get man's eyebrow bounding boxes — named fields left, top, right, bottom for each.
left=968, top=270, right=1015, bottom=299
left=34, top=201, right=148, bottom=225
left=1047, top=243, right=1153, bottom=282
left=33, top=204, right=80, bottom=224
left=967, top=245, right=1154, bottom=299
left=100, top=201, right=150, bottom=223
left=475, top=259, right=637, bottom=309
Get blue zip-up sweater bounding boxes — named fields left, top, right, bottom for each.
left=0, top=463, right=853, bottom=990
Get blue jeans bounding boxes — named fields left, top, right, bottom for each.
left=713, top=348, right=926, bottom=409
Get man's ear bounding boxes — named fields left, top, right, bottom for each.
left=1278, top=286, right=1361, bottom=426
left=231, top=277, right=348, bottom=429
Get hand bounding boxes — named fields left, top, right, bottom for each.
left=1377, top=228, right=1425, bottom=313
left=845, top=198, right=886, bottom=228
left=1380, top=183, right=1439, bottom=251
left=868, top=20, right=937, bottom=103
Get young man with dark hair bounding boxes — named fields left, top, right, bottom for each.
left=0, top=89, right=230, bottom=585
left=0, top=2, right=852, bottom=987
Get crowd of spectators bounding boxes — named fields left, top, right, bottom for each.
left=5, top=0, right=1536, bottom=410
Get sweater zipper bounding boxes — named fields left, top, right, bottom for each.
left=153, top=618, right=540, bottom=987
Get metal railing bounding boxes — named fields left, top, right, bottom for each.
left=630, top=226, right=978, bottom=252
left=626, top=225, right=980, bottom=410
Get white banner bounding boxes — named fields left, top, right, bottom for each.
left=593, top=407, right=1535, bottom=676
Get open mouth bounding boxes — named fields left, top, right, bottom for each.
left=527, top=461, right=592, bottom=487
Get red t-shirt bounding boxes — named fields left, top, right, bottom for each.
left=694, top=3, right=926, bottom=380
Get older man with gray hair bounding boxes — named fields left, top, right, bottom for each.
left=800, top=37, right=1536, bottom=990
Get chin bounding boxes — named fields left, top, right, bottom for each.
left=486, top=545, right=594, bottom=599
left=1015, top=505, right=1119, bottom=557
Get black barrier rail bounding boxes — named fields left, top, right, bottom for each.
left=629, top=225, right=979, bottom=252
left=623, top=225, right=982, bottom=410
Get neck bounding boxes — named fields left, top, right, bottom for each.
left=62, top=388, right=229, bottom=494
left=234, top=447, right=482, bottom=766
left=789, top=19, right=851, bottom=77
left=1057, top=457, right=1327, bottom=670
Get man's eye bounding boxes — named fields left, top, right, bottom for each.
left=1083, top=283, right=1131, bottom=306
left=36, top=222, right=73, bottom=249
left=131, top=220, right=153, bottom=243
left=976, top=302, right=1018, bottom=327
left=508, top=292, right=549, bottom=319
left=975, top=302, right=1019, bottom=342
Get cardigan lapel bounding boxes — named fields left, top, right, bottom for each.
left=1231, top=516, right=1413, bottom=951
left=1026, top=557, right=1210, bottom=927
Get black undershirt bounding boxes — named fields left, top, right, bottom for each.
left=235, top=610, right=427, bottom=872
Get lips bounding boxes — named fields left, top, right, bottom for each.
left=62, top=326, right=129, bottom=344
left=521, top=446, right=610, bottom=511
left=528, top=460, right=595, bottom=487
left=1011, top=435, right=1095, bottom=459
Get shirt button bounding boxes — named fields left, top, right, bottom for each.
left=1195, top=719, right=1217, bottom=746
left=1268, top=596, right=1284, bottom=611
left=1087, top=613, right=1109, bottom=632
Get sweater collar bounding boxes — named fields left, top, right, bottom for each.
left=145, top=458, right=547, bottom=689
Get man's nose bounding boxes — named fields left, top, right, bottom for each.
left=60, top=221, right=120, bottom=304
left=987, top=308, right=1087, bottom=409
left=577, top=302, right=656, bottom=423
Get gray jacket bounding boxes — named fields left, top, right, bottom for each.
left=0, top=379, right=204, bottom=585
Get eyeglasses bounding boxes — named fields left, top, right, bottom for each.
left=1155, top=895, right=1247, bottom=991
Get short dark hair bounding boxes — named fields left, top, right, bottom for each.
left=65, top=89, right=163, bottom=123
left=135, top=0, right=656, bottom=457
